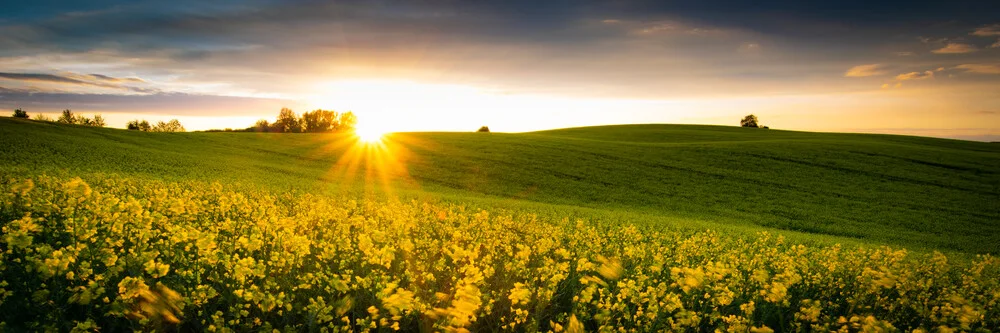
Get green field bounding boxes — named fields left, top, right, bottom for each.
left=2, top=117, right=998, bottom=254
left=2, top=116, right=1000, bottom=332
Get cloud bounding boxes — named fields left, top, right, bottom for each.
left=845, top=64, right=885, bottom=77
left=618, top=20, right=731, bottom=37
left=0, top=71, right=153, bottom=92
left=932, top=43, right=978, bottom=54
left=955, top=64, right=1000, bottom=74
left=3, top=0, right=999, bottom=104
left=895, top=71, right=934, bottom=80
left=894, top=51, right=914, bottom=56
left=738, top=42, right=760, bottom=53
left=0, top=72, right=88, bottom=84
left=86, top=73, right=145, bottom=83
left=971, top=24, right=1000, bottom=36
left=633, top=22, right=678, bottom=34
left=0, top=90, right=298, bottom=117
left=992, top=39, right=1000, bottom=48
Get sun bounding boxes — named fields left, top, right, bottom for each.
left=355, top=123, right=388, bottom=143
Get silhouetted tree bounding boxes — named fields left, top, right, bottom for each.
left=272, top=108, right=301, bottom=133
left=12, top=108, right=28, bottom=118
left=337, top=111, right=357, bottom=132
left=127, top=119, right=153, bottom=131
left=58, top=109, right=77, bottom=124
left=477, top=126, right=490, bottom=133
left=740, top=114, right=759, bottom=128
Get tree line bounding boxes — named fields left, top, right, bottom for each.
left=205, top=108, right=359, bottom=133
left=126, top=119, right=186, bottom=132
left=12, top=108, right=107, bottom=127
left=254, top=108, right=357, bottom=133
left=10, top=108, right=186, bottom=132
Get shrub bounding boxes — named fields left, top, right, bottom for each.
left=12, top=108, right=28, bottom=118
left=478, top=126, right=490, bottom=133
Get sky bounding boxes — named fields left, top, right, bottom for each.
left=1, top=0, right=999, bottom=140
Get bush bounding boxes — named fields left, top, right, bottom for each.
left=740, top=114, right=759, bottom=128
left=477, top=126, right=490, bottom=133
left=12, top=109, right=28, bottom=118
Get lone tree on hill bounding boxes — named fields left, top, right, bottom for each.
left=12, top=108, right=28, bottom=118
left=477, top=126, right=490, bottom=133
left=740, top=114, right=759, bottom=128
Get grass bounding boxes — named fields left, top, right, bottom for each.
left=2, top=117, right=997, bottom=254
left=2, top=117, right=1000, bottom=331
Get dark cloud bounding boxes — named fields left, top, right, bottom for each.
left=0, top=89, right=298, bottom=116
left=0, top=0, right=998, bottom=119
left=0, top=71, right=155, bottom=93
left=0, top=72, right=88, bottom=84
left=9, top=0, right=995, bottom=55
left=87, top=73, right=145, bottom=83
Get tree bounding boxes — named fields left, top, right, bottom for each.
left=91, top=115, right=106, bottom=127
left=58, top=109, right=77, bottom=124
left=740, top=114, right=759, bottom=128
left=34, top=113, right=53, bottom=122
left=127, top=119, right=152, bottom=131
left=477, top=126, right=490, bottom=133
left=272, top=108, right=301, bottom=133
left=301, top=109, right=338, bottom=133
left=12, top=108, right=28, bottom=118
left=317, top=110, right=338, bottom=131
left=254, top=119, right=271, bottom=132
left=167, top=119, right=185, bottom=132
left=337, top=111, right=357, bottom=132
left=152, top=119, right=185, bottom=132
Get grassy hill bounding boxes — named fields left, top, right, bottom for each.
left=2, top=117, right=998, bottom=253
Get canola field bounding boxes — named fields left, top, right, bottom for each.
left=2, top=175, right=998, bottom=332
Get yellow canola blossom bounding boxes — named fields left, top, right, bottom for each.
left=0, top=175, right=998, bottom=332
